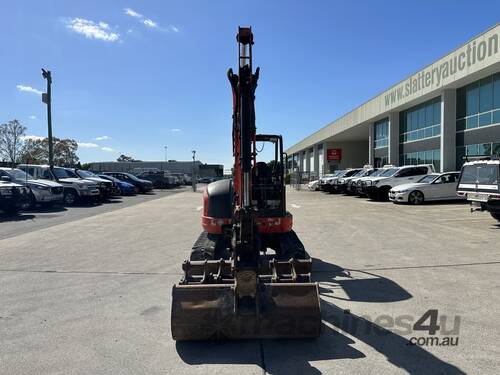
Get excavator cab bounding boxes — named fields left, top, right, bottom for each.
left=252, top=134, right=285, bottom=215
left=170, top=27, right=321, bottom=341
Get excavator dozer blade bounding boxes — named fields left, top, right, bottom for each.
left=171, top=282, right=321, bottom=341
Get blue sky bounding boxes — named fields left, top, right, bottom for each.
left=1, top=1, right=499, bottom=168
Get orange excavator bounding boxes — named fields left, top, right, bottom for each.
left=171, top=27, right=321, bottom=340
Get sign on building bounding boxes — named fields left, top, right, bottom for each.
left=327, top=148, right=342, bottom=161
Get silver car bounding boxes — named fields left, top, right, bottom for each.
left=0, top=167, right=64, bottom=208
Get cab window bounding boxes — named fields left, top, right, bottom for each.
left=41, top=169, right=52, bottom=180
left=396, top=168, right=414, bottom=177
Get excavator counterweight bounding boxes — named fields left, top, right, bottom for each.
left=171, top=27, right=322, bottom=341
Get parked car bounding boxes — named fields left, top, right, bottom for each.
left=0, top=178, right=29, bottom=214
left=317, top=173, right=335, bottom=191
left=307, top=179, right=321, bottom=191
left=102, top=172, right=153, bottom=193
left=98, top=174, right=136, bottom=195
left=346, top=168, right=379, bottom=195
left=18, top=164, right=100, bottom=205
left=335, top=167, right=375, bottom=194
left=363, top=164, right=435, bottom=201
left=319, top=170, right=345, bottom=192
left=171, top=173, right=192, bottom=185
left=389, top=172, right=464, bottom=204
left=198, top=177, right=215, bottom=184
left=69, top=169, right=119, bottom=198
left=356, top=165, right=396, bottom=196
left=0, top=167, right=63, bottom=209
left=457, top=157, right=500, bottom=222
left=137, top=171, right=179, bottom=189
left=329, top=169, right=364, bottom=193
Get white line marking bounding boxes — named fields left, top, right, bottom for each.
left=196, top=206, right=203, bottom=211
left=290, top=204, right=301, bottom=208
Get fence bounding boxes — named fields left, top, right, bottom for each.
left=289, top=171, right=319, bottom=190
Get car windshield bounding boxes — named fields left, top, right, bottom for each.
left=343, top=169, right=360, bottom=177
left=418, top=174, right=438, bottom=183
left=6, top=169, right=33, bottom=180
left=53, top=168, right=77, bottom=179
left=460, top=164, right=499, bottom=185
left=380, top=168, right=399, bottom=177
left=100, top=175, right=116, bottom=182
left=124, top=173, right=139, bottom=181
left=352, top=170, right=367, bottom=177
left=78, top=170, right=96, bottom=178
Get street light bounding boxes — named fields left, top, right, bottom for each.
left=192, top=150, right=197, bottom=192
left=41, top=68, right=54, bottom=169
left=165, top=146, right=168, bottom=162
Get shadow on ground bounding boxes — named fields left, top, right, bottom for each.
left=0, top=213, right=35, bottom=222
left=312, top=258, right=412, bottom=303
left=176, top=258, right=465, bottom=374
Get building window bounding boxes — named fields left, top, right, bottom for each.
left=400, top=148, right=440, bottom=172
left=456, top=141, right=500, bottom=170
left=400, top=97, right=441, bottom=143
left=374, top=156, right=388, bottom=168
left=456, top=72, right=500, bottom=132
left=374, top=118, right=389, bottom=149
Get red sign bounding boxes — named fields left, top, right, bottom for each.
left=327, top=148, right=342, bottom=161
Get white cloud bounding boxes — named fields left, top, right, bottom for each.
left=171, top=128, right=181, bottom=132
left=101, top=147, right=115, bottom=152
left=21, top=135, right=44, bottom=141
left=95, top=135, right=111, bottom=141
left=17, top=85, right=43, bottom=95
left=65, top=18, right=120, bottom=42
left=143, top=19, right=158, bottom=29
left=78, top=142, right=99, bottom=148
left=124, top=8, right=143, bottom=18
left=29, top=115, right=37, bottom=120
left=123, top=7, right=177, bottom=33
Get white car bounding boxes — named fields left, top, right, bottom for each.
left=389, top=172, right=464, bottom=204
left=318, top=171, right=343, bottom=191
left=457, top=158, right=500, bottom=221
left=357, top=165, right=396, bottom=196
left=346, top=168, right=379, bottom=194
left=364, top=164, right=435, bottom=200
left=307, top=179, right=320, bottom=191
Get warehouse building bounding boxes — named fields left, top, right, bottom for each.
left=89, top=160, right=224, bottom=178
left=286, top=24, right=500, bottom=177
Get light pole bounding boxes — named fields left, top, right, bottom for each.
left=41, top=69, right=53, bottom=169
left=192, top=150, right=197, bottom=192
left=164, top=146, right=168, bottom=162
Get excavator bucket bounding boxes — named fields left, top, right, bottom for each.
left=171, top=258, right=322, bottom=341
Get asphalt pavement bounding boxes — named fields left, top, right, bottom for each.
left=0, top=187, right=499, bottom=374
left=0, top=188, right=184, bottom=241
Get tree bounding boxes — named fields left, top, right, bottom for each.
left=267, top=160, right=277, bottom=170
left=0, top=120, right=26, bottom=165
left=117, top=154, right=141, bottom=162
left=80, top=163, right=92, bottom=170
left=19, top=137, right=79, bottom=167
left=53, top=138, right=79, bottom=166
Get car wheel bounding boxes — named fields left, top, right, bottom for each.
left=63, top=190, right=78, bottom=206
left=22, top=193, right=36, bottom=210
left=134, top=186, right=140, bottom=194
left=408, top=190, right=424, bottom=205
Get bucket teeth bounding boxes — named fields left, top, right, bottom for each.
left=171, top=257, right=321, bottom=341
